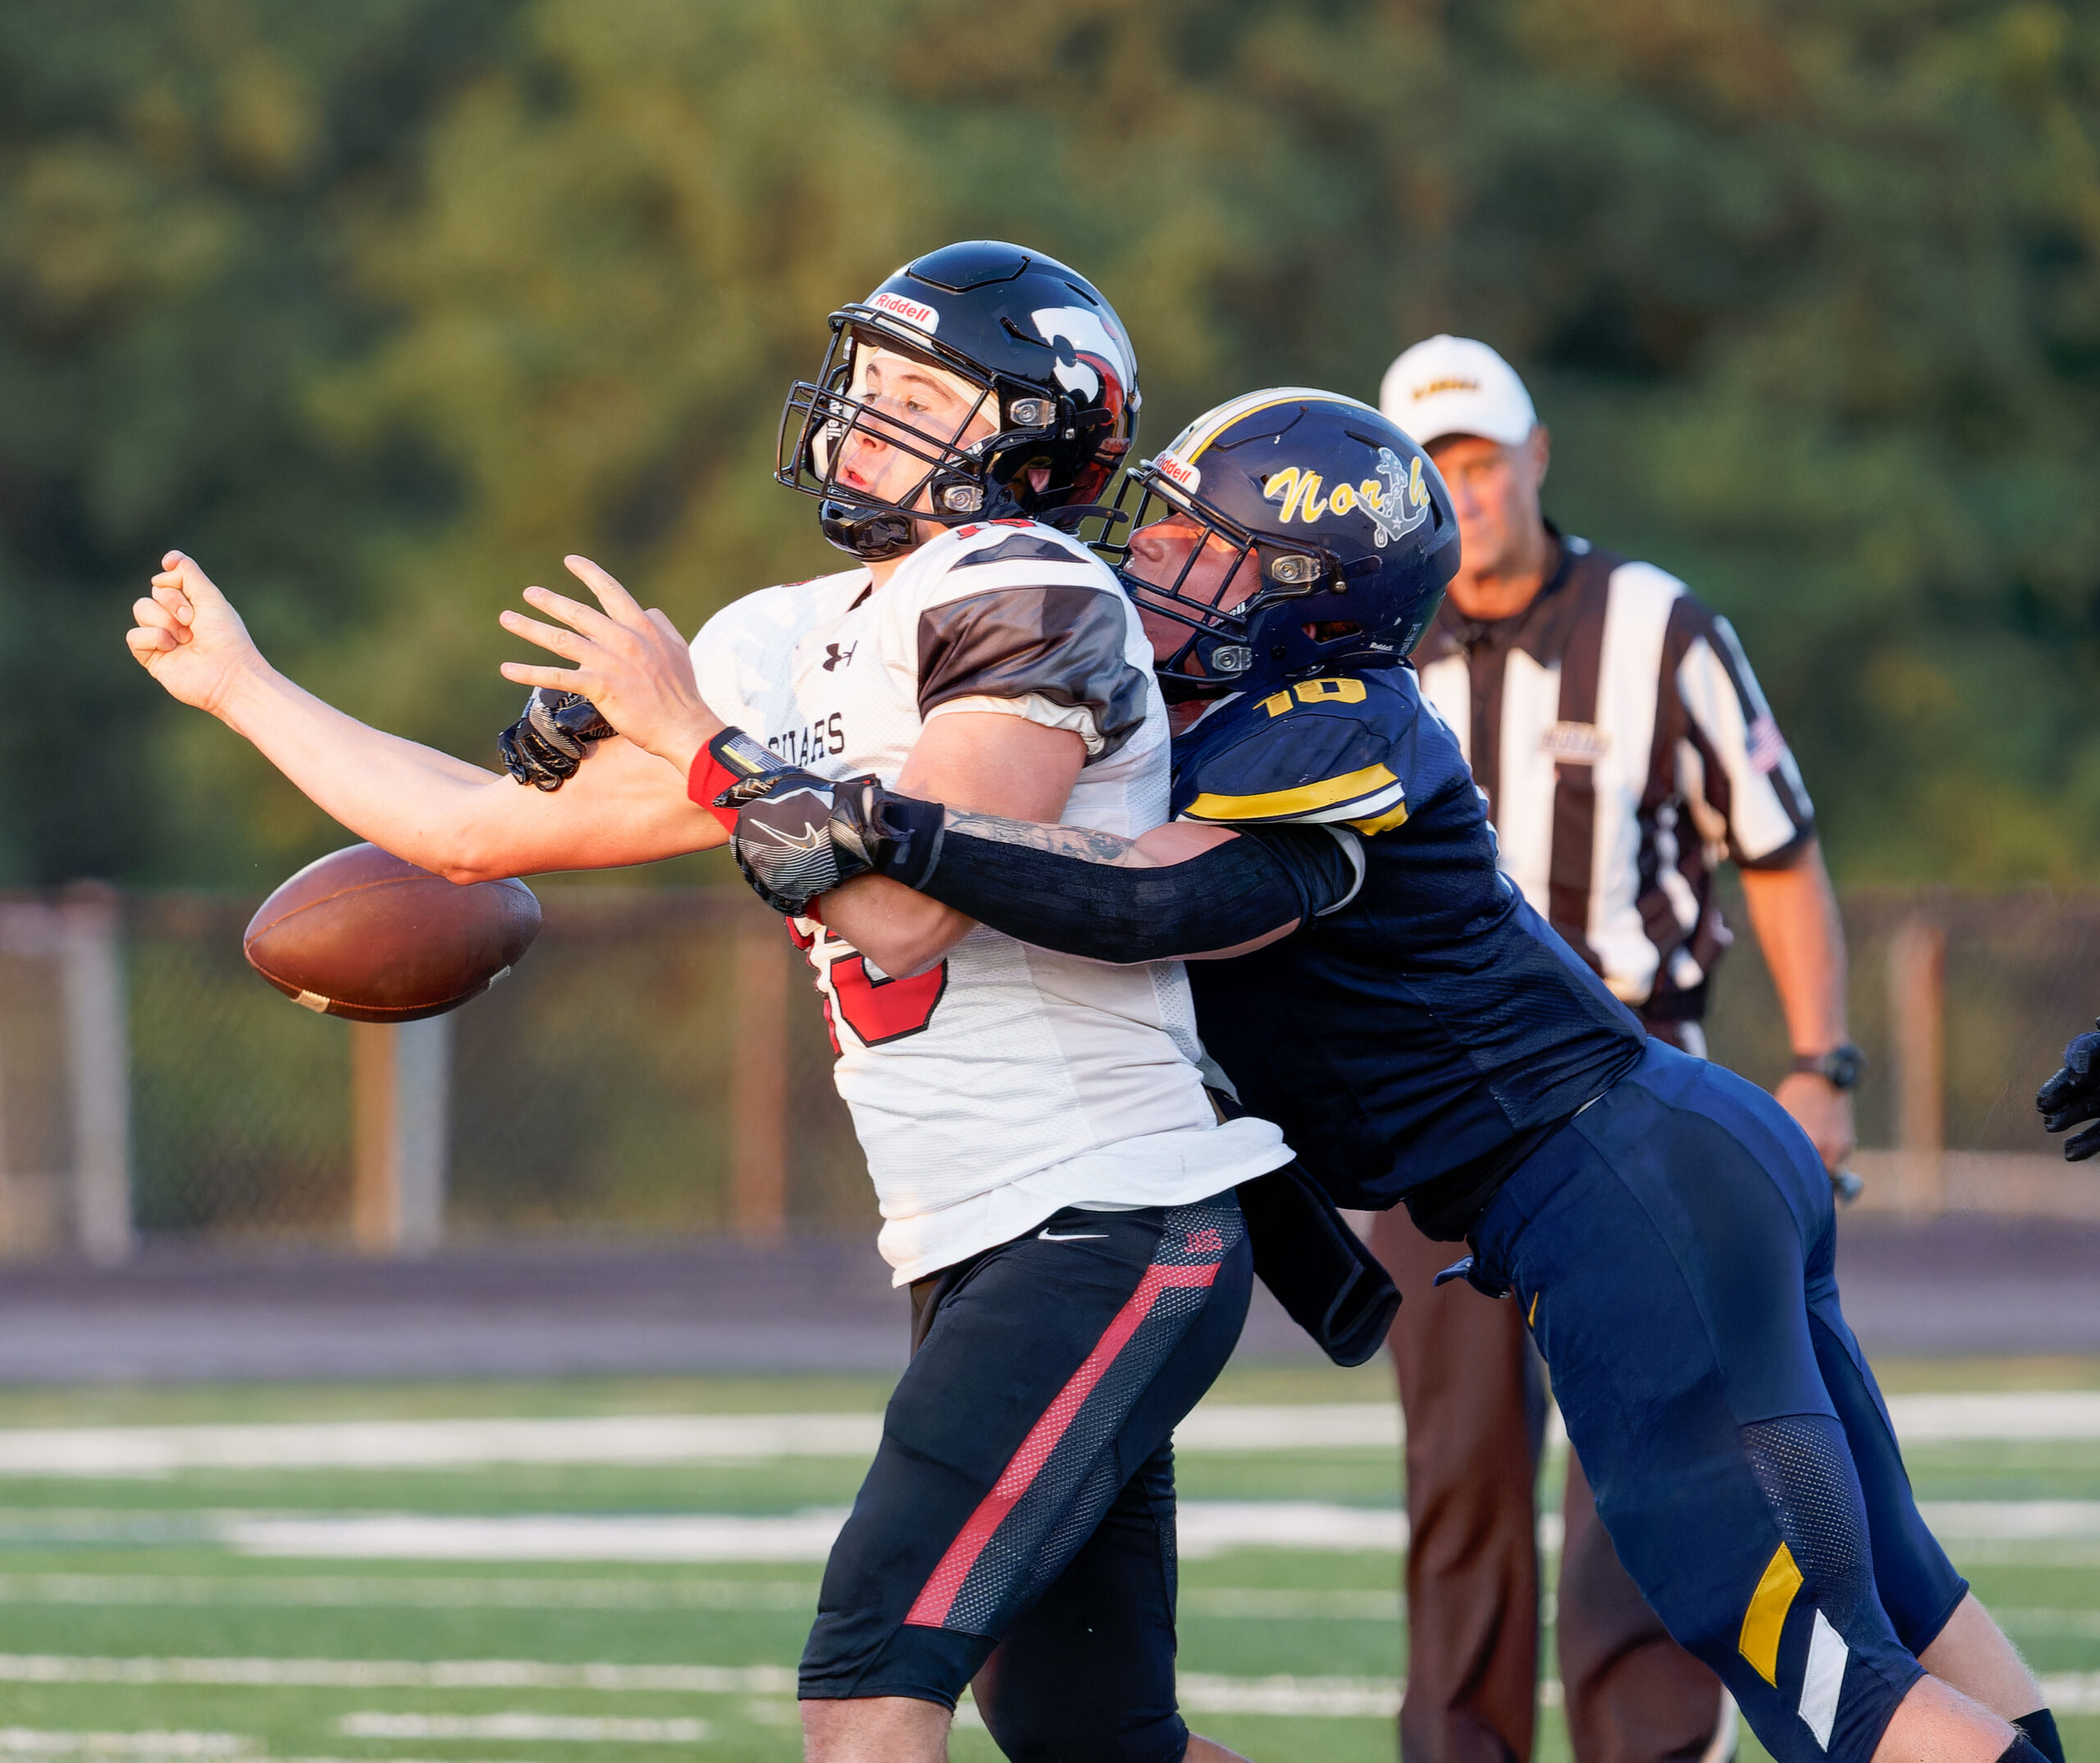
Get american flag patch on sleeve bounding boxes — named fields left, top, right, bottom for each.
left=1745, top=714, right=1787, bottom=775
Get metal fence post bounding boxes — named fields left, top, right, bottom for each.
left=730, top=917, right=789, bottom=1239
left=1888, top=912, right=1947, bottom=1213
left=58, top=885, right=133, bottom=1265
left=395, top=1015, right=450, bottom=1255
left=350, top=1022, right=399, bottom=1253
left=350, top=1016, right=452, bottom=1256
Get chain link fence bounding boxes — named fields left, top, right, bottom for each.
left=1706, top=885, right=2100, bottom=1152
left=0, top=881, right=2095, bottom=1258
left=2, top=884, right=866, bottom=1258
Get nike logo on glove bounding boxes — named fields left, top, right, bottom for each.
left=1038, top=1227, right=1109, bottom=1242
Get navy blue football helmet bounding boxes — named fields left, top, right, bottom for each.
left=1107, top=389, right=1458, bottom=699
left=777, top=241, right=1139, bottom=560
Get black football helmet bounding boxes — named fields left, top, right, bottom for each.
left=776, top=241, right=1139, bottom=560
left=1107, top=389, right=1459, bottom=700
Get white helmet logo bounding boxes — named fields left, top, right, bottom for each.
left=1364, top=448, right=1433, bottom=548
left=1029, top=306, right=1132, bottom=403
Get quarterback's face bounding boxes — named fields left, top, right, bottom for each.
left=1123, top=514, right=1260, bottom=665
left=831, top=345, right=998, bottom=513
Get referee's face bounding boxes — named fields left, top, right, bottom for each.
left=1428, top=430, right=1550, bottom=598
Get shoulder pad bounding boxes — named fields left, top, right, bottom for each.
left=1173, top=674, right=1417, bottom=834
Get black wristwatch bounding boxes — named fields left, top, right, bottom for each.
left=1792, top=1044, right=1865, bottom=1092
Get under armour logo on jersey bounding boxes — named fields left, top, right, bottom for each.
left=823, top=642, right=857, bottom=672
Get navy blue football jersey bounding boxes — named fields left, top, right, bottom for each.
left=1171, top=667, right=1646, bottom=1236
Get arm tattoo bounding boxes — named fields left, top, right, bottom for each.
left=941, top=809, right=1153, bottom=868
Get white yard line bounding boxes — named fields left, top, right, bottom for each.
left=1916, top=1500, right=2100, bottom=1538
left=0, top=1405, right=1390, bottom=1475
left=0, top=1498, right=2087, bottom=1568
left=221, top=1512, right=857, bottom=1564
left=211, top=1499, right=2100, bottom=1561
left=1884, top=1392, right=2100, bottom=1441
left=0, top=1391, right=2090, bottom=1476
left=0, top=1661, right=1413, bottom=1722
left=30, top=1662, right=2084, bottom=1726
left=339, top=1714, right=705, bottom=1743
left=0, top=1415, right=884, bottom=1477
left=0, top=1738, right=246, bottom=1758
left=1175, top=1502, right=1404, bottom=1556
left=1177, top=1404, right=1400, bottom=1451
left=0, top=1572, right=1394, bottom=1619
left=2038, top=1672, right=2100, bottom=1715
left=213, top=1505, right=1416, bottom=1561
left=0, top=1656, right=795, bottom=1693
left=1178, top=1673, right=1400, bottom=1718
left=0, top=1574, right=817, bottom=1610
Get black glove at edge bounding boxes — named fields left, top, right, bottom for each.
left=2037, top=1018, right=2100, bottom=1162
left=719, top=752, right=948, bottom=917
left=499, top=688, right=616, bottom=790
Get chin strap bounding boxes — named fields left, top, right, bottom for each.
left=818, top=499, right=919, bottom=560
left=1033, top=500, right=1128, bottom=534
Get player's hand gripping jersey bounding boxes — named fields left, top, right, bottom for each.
left=690, top=518, right=1289, bottom=1280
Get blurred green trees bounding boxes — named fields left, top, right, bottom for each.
left=9, top=0, right=2098, bottom=888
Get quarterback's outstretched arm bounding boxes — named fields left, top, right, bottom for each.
left=128, top=552, right=724, bottom=881
left=500, top=570, right=1094, bottom=982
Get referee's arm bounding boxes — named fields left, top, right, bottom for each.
left=1677, top=613, right=1856, bottom=1175
left=1741, top=840, right=1854, bottom=1172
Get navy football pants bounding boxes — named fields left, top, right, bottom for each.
left=801, top=1194, right=1251, bottom=1762
left=1472, top=1040, right=1967, bottom=1763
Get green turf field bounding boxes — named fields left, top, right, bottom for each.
left=0, top=1360, right=2090, bottom=1762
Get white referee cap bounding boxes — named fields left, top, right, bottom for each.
left=1379, top=335, right=1537, bottom=447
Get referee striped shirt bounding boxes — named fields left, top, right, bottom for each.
left=1413, top=531, right=1815, bottom=1024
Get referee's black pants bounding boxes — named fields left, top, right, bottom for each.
left=1370, top=1018, right=1732, bottom=1763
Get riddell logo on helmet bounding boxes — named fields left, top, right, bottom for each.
left=1153, top=452, right=1201, bottom=494
left=870, top=291, right=939, bottom=333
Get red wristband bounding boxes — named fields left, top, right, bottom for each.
left=688, top=747, right=741, bottom=834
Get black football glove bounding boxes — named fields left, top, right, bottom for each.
left=498, top=688, right=616, bottom=790
left=2037, top=1017, right=2100, bottom=1162
left=709, top=730, right=946, bottom=916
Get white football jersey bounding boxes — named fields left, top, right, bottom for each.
left=692, top=518, right=1290, bottom=1281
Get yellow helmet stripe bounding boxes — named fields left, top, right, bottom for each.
left=1175, top=387, right=1381, bottom=464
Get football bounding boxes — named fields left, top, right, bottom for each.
left=243, top=843, right=541, bottom=1024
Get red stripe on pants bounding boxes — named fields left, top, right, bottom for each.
left=903, top=1259, right=1221, bottom=1629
